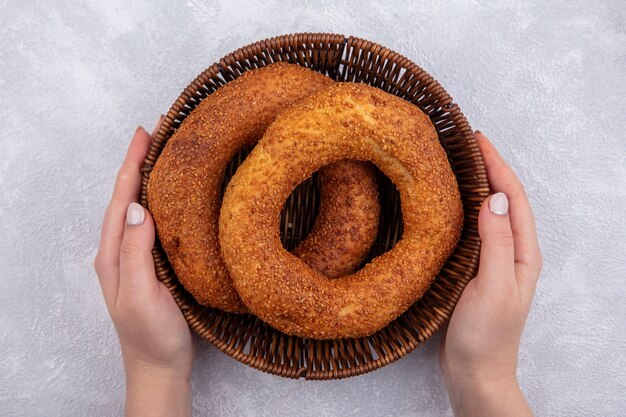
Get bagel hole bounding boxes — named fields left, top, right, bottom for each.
left=279, top=173, right=321, bottom=251
left=220, top=145, right=255, bottom=198
left=360, top=166, right=404, bottom=266
left=220, top=145, right=321, bottom=251
left=276, top=163, right=404, bottom=265
left=221, top=150, right=404, bottom=267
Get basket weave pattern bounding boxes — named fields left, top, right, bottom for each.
left=140, top=33, right=489, bottom=380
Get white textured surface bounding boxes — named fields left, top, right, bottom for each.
left=1, top=1, right=625, bottom=416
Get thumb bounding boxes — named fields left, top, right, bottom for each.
left=476, top=192, right=515, bottom=285
left=119, top=202, right=158, bottom=297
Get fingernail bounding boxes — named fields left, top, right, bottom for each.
left=474, top=130, right=482, bottom=135
left=126, top=202, right=145, bottom=226
left=489, top=192, right=509, bottom=215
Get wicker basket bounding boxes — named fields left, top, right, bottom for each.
left=140, top=33, right=488, bottom=380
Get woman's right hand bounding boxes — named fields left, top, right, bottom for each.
left=439, top=131, right=543, bottom=417
left=94, top=120, right=195, bottom=417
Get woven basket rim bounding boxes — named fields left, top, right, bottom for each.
left=140, top=32, right=488, bottom=380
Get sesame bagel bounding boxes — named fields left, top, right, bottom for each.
left=219, top=82, right=463, bottom=338
left=148, top=63, right=379, bottom=312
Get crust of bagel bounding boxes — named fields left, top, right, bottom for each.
left=219, top=82, right=463, bottom=338
left=148, top=63, right=379, bottom=312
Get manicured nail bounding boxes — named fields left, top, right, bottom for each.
left=489, top=192, right=509, bottom=216
left=126, top=202, right=145, bottom=226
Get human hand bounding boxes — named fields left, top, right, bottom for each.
left=439, top=131, right=543, bottom=417
left=94, top=119, right=194, bottom=417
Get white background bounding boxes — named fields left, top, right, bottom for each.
left=1, top=1, right=625, bottom=416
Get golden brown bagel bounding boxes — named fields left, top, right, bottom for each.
left=219, top=82, right=463, bottom=338
left=148, top=63, right=379, bottom=312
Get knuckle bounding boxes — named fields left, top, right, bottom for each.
left=115, top=293, right=142, bottom=316
left=93, top=254, right=101, bottom=272
left=489, top=229, right=515, bottom=247
left=93, top=252, right=106, bottom=274
left=112, top=168, right=137, bottom=195
left=117, top=167, right=135, bottom=183
left=120, top=240, right=142, bottom=259
left=534, top=250, right=544, bottom=274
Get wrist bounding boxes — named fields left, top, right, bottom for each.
left=125, top=362, right=192, bottom=417
left=443, top=373, right=532, bottom=417
left=125, top=357, right=193, bottom=384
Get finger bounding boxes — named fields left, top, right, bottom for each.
left=476, top=192, right=516, bottom=290
left=118, top=203, right=158, bottom=305
left=95, top=126, right=153, bottom=305
left=475, top=132, right=542, bottom=282
left=96, top=126, right=152, bottom=266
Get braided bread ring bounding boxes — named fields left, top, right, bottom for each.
left=148, top=64, right=379, bottom=312
left=219, top=82, right=463, bottom=338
